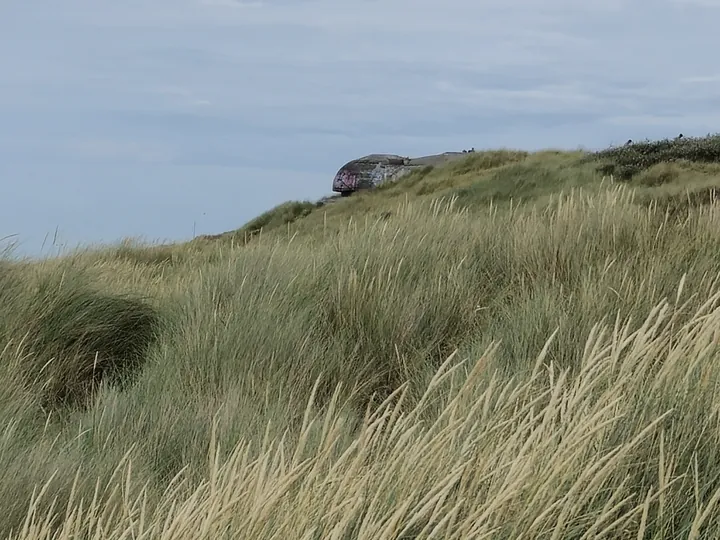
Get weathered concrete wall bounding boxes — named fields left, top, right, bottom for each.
left=332, top=154, right=407, bottom=193
left=332, top=151, right=471, bottom=194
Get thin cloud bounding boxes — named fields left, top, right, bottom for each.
left=3, top=0, right=720, bottom=254
left=59, top=138, right=176, bottom=163
left=668, top=0, right=720, bottom=6
left=200, top=0, right=265, bottom=7
left=680, top=75, right=720, bottom=84
left=600, top=113, right=720, bottom=132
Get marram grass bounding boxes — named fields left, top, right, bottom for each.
left=4, top=177, right=720, bottom=538
left=12, top=292, right=720, bottom=539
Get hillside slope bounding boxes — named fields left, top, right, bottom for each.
left=196, top=134, right=720, bottom=250
left=2, top=135, right=720, bottom=538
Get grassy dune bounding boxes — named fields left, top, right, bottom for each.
left=4, top=136, right=720, bottom=538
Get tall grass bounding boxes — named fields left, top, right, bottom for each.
left=4, top=180, right=720, bottom=537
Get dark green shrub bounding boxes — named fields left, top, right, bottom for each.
left=587, top=134, right=720, bottom=180
left=20, top=281, right=160, bottom=409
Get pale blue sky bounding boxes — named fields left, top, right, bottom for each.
left=2, top=0, right=720, bottom=255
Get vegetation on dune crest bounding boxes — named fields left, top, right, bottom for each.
left=589, top=133, right=720, bottom=180
left=211, top=134, right=720, bottom=247
left=4, top=135, right=720, bottom=537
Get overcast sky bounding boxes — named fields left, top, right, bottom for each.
left=2, top=0, right=719, bottom=255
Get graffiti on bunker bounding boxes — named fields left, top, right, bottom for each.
left=332, top=151, right=472, bottom=195
left=332, top=154, right=408, bottom=193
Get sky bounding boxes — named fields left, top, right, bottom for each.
left=2, top=0, right=720, bottom=256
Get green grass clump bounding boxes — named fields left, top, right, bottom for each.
left=0, top=265, right=160, bottom=410
left=108, top=238, right=183, bottom=267
left=22, top=288, right=160, bottom=409
left=9, top=139, right=720, bottom=537
left=447, top=148, right=529, bottom=175
left=243, top=200, right=319, bottom=237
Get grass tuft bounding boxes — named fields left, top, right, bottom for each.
left=9, top=274, right=160, bottom=410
